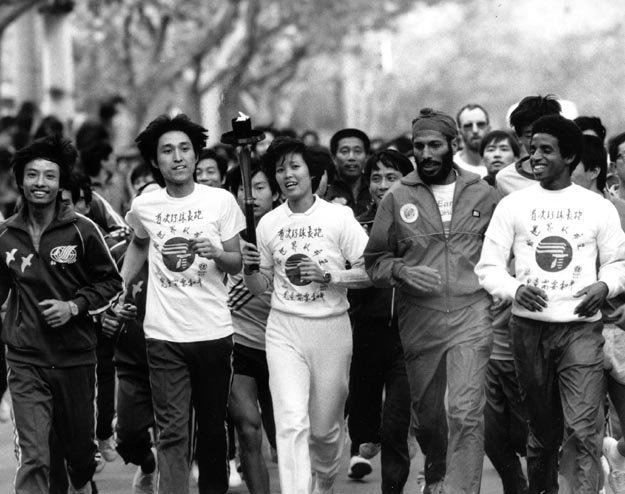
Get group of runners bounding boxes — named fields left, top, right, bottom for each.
left=2, top=93, right=625, bottom=494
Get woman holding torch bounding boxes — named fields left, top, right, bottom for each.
left=242, top=137, right=370, bottom=494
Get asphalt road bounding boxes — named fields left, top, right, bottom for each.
left=0, top=417, right=507, bottom=493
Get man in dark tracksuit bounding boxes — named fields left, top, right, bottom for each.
left=365, top=109, right=499, bottom=494
left=102, top=188, right=158, bottom=493
left=348, top=149, right=414, bottom=492
left=0, top=135, right=123, bottom=494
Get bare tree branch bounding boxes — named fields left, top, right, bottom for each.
left=0, top=0, right=45, bottom=35
left=150, top=13, right=170, bottom=64
left=243, top=45, right=308, bottom=91
left=121, top=9, right=136, bottom=89
left=136, top=0, right=241, bottom=90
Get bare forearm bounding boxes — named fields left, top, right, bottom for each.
left=120, top=236, right=149, bottom=288
left=214, top=250, right=242, bottom=275
left=243, top=267, right=272, bottom=295
left=330, top=267, right=372, bottom=289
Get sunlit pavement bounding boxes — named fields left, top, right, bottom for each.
left=0, top=419, right=504, bottom=493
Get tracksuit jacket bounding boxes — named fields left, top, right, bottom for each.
left=364, top=166, right=499, bottom=311
left=0, top=202, right=123, bottom=367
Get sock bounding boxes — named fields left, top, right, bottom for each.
left=140, top=450, right=156, bottom=474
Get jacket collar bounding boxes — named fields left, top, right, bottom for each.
left=5, top=200, right=77, bottom=232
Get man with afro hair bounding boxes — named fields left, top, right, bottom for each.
left=117, top=114, right=245, bottom=494
left=477, top=115, right=625, bottom=493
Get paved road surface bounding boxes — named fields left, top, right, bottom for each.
left=0, top=418, right=507, bottom=493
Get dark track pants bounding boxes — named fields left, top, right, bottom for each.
left=397, top=297, right=492, bottom=494
left=146, top=336, right=233, bottom=494
left=484, top=358, right=529, bottom=494
left=8, top=361, right=97, bottom=493
left=510, top=316, right=605, bottom=494
left=116, top=367, right=155, bottom=466
left=348, top=316, right=411, bottom=493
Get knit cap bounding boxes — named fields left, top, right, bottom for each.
left=411, top=108, right=458, bottom=138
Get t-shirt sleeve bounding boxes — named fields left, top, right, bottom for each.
left=125, top=200, right=149, bottom=239
left=483, top=196, right=515, bottom=249
left=339, top=208, right=369, bottom=268
left=474, top=196, right=520, bottom=301
left=256, top=215, right=274, bottom=270
left=219, top=193, right=246, bottom=242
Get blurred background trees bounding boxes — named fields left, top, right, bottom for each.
left=2, top=0, right=625, bottom=144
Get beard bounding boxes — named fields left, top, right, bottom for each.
left=417, top=147, right=455, bottom=185
left=465, top=136, right=481, bottom=152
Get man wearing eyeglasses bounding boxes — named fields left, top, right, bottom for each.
left=454, top=104, right=491, bottom=177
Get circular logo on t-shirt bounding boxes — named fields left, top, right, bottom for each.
left=535, top=236, right=572, bottom=272
left=162, top=237, right=195, bottom=272
left=400, top=203, right=419, bottom=223
left=285, top=253, right=312, bottom=286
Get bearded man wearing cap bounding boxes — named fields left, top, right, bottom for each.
left=326, top=128, right=371, bottom=216
left=364, top=108, right=499, bottom=494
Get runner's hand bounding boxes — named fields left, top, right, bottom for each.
left=573, top=281, right=608, bottom=318
left=190, top=237, right=223, bottom=260
left=39, top=299, right=72, bottom=328
left=398, top=265, right=442, bottom=293
left=241, top=241, right=260, bottom=273
left=515, top=285, right=548, bottom=312
left=607, top=304, right=625, bottom=330
left=101, top=303, right=137, bottom=338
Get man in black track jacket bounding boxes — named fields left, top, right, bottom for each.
left=0, top=135, right=123, bottom=494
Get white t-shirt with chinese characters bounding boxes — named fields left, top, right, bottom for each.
left=256, top=196, right=369, bottom=318
left=482, top=183, right=625, bottom=322
left=430, top=182, right=456, bottom=237
left=125, top=184, right=245, bottom=342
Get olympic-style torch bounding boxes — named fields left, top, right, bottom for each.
left=221, top=112, right=265, bottom=271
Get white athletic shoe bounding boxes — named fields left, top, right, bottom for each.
left=191, top=461, right=199, bottom=484
left=603, top=437, right=625, bottom=494
left=0, top=392, right=11, bottom=423
left=347, top=455, right=372, bottom=479
left=229, top=458, right=242, bottom=487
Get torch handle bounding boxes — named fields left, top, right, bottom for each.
left=238, top=145, right=259, bottom=271
left=243, top=201, right=257, bottom=245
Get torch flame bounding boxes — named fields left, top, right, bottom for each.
left=236, top=111, right=249, bottom=121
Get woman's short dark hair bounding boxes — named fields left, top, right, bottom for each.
left=262, top=137, right=325, bottom=192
